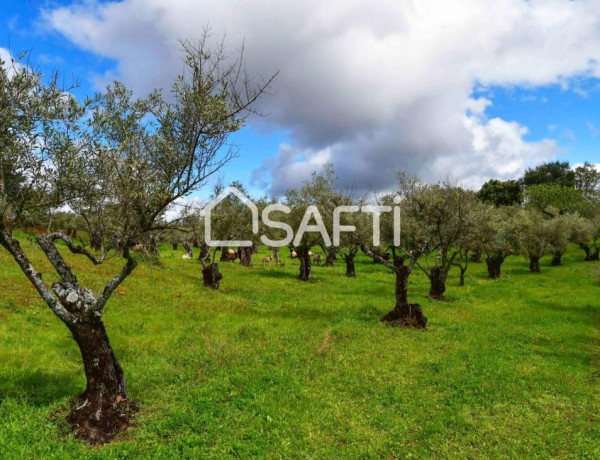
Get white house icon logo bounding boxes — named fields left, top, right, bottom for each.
left=200, top=186, right=259, bottom=247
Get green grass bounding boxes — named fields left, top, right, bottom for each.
left=0, top=238, right=599, bottom=458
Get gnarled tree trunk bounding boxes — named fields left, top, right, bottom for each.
left=529, top=256, right=541, bottom=273
left=381, top=264, right=427, bottom=328
left=202, top=263, right=222, bottom=289
left=0, top=230, right=137, bottom=444
left=485, top=255, right=504, bottom=279
left=66, top=319, right=135, bottom=444
left=297, top=246, right=312, bottom=282
left=429, top=266, right=447, bottom=299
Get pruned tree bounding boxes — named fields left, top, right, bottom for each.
left=570, top=210, right=600, bottom=261
left=362, top=194, right=427, bottom=328
left=513, top=208, right=549, bottom=272
left=469, top=205, right=518, bottom=279
left=284, top=165, right=340, bottom=282
left=544, top=212, right=575, bottom=266
left=398, top=174, right=479, bottom=299
left=0, top=38, right=274, bottom=444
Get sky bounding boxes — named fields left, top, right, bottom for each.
left=2, top=0, right=600, bottom=200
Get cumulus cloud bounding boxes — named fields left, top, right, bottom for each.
left=43, top=0, right=600, bottom=193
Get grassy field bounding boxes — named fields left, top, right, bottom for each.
left=0, top=237, right=599, bottom=458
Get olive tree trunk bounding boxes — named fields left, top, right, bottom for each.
left=239, top=246, right=253, bottom=267
left=551, top=250, right=563, bottom=266
left=202, top=263, right=223, bottom=289
left=529, top=256, right=541, bottom=273
left=381, top=264, right=427, bottom=328
left=485, top=255, right=504, bottom=279
left=297, top=246, right=312, bottom=282
left=0, top=230, right=137, bottom=444
left=428, top=266, right=447, bottom=299
left=344, top=255, right=356, bottom=277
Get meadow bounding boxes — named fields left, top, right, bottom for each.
left=0, top=237, right=598, bottom=458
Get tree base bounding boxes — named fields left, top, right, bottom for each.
left=67, top=394, right=138, bottom=445
left=380, top=303, right=427, bottom=329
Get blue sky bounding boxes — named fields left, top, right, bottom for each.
left=3, top=0, right=600, bottom=199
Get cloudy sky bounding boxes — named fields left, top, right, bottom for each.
left=3, top=0, right=600, bottom=197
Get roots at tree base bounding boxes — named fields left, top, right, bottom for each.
left=66, top=320, right=138, bottom=444
left=67, top=393, right=137, bottom=445
left=381, top=303, right=427, bottom=329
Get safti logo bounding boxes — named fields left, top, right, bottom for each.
left=200, top=187, right=402, bottom=248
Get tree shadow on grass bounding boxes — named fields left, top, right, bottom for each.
left=0, top=368, right=79, bottom=407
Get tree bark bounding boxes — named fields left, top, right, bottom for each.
left=66, top=319, right=135, bottom=444
left=529, top=256, right=541, bottom=273
left=272, top=247, right=280, bottom=265
left=458, top=268, right=466, bottom=286
left=381, top=264, right=427, bottom=328
left=470, top=250, right=482, bottom=263
left=297, top=246, right=312, bottom=282
left=485, top=255, right=504, bottom=279
left=202, top=263, right=222, bottom=289
left=0, top=229, right=136, bottom=444
left=172, top=242, right=178, bottom=251
left=429, top=266, right=447, bottom=299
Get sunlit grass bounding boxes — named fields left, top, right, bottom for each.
left=0, top=237, right=599, bottom=458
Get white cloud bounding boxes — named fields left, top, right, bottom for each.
left=587, top=122, right=599, bottom=138
left=43, top=0, right=600, bottom=192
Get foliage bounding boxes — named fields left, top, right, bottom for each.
left=477, top=179, right=523, bottom=207
left=522, top=161, right=575, bottom=188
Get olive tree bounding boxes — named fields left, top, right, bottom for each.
left=469, top=206, right=518, bottom=279
left=362, top=194, right=427, bottom=328
left=284, top=165, right=340, bottom=281
left=399, top=174, right=480, bottom=299
left=0, top=39, right=274, bottom=443
left=513, top=208, right=549, bottom=272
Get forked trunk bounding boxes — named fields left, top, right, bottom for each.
left=485, top=255, right=504, bottom=279
left=529, top=256, right=541, bottom=273
left=381, top=265, right=427, bottom=328
left=66, top=319, right=135, bottom=444
left=344, top=255, right=356, bottom=277
left=202, top=263, right=223, bottom=289
left=297, top=246, right=312, bottom=282
left=470, top=250, right=482, bottom=263
left=429, top=266, right=447, bottom=299
left=591, top=248, right=600, bottom=261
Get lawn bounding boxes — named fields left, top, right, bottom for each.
left=0, top=238, right=598, bottom=458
